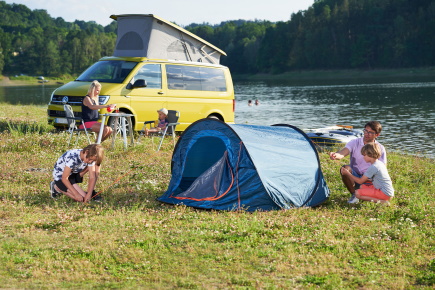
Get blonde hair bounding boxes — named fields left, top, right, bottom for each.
left=87, top=80, right=102, bottom=96
left=361, top=142, right=381, bottom=159
left=83, top=144, right=104, bottom=166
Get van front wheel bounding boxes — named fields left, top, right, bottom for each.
left=107, top=115, right=134, bottom=137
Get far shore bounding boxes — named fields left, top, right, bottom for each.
left=0, top=76, right=68, bottom=87
left=234, top=67, right=435, bottom=81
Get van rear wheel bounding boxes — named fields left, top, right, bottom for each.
left=207, top=115, right=221, bottom=121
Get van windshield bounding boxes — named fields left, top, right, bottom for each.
left=76, top=60, right=138, bottom=83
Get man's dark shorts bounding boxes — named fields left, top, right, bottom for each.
left=54, top=173, right=83, bottom=192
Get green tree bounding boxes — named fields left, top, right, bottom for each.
left=0, top=43, right=4, bottom=75
left=42, top=40, right=61, bottom=75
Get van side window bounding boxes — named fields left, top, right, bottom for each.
left=133, top=64, right=162, bottom=89
left=166, top=65, right=227, bottom=91
left=200, top=67, right=227, bottom=92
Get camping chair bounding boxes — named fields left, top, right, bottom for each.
left=138, top=110, right=180, bottom=151
left=63, top=104, right=93, bottom=146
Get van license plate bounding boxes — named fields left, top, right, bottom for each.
left=55, top=118, right=68, bottom=124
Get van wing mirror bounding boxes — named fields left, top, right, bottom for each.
left=127, top=79, right=147, bottom=89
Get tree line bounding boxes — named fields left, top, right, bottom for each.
left=0, top=1, right=117, bottom=77
left=0, top=0, right=434, bottom=77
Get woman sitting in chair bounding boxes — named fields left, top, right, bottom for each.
left=145, top=108, right=169, bottom=136
left=80, top=80, right=116, bottom=142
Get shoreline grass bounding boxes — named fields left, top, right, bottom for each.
left=1, top=104, right=434, bottom=288
left=0, top=75, right=74, bottom=87
left=233, top=66, right=435, bottom=81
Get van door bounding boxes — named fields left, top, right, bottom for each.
left=164, top=64, right=205, bottom=126
left=126, top=64, right=167, bottom=130
left=164, top=64, right=231, bottom=130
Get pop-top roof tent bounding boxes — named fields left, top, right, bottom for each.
left=110, top=14, right=226, bottom=64
left=158, top=119, right=330, bottom=211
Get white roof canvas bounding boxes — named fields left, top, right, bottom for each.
left=110, top=14, right=226, bottom=64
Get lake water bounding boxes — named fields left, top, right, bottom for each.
left=235, top=78, right=435, bottom=157
left=1, top=78, right=434, bottom=157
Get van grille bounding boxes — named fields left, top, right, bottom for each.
left=48, top=109, right=82, bottom=118
left=48, top=95, right=84, bottom=118
left=50, top=95, right=84, bottom=105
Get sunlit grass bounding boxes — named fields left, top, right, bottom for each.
left=0, top=103, right=434, bottom=288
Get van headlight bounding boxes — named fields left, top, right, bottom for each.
left=99, top=95, right=110, bottom=105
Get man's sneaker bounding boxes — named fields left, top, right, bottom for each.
left=347, top=194, right=359, bottom=204
left=91, top=190, right=103, bottom=202
left=50, top=181, right=62, bottom=198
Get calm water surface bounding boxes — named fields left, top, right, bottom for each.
left=1, top=79, right=434, bottom=156
left=234, top=79, right=435, bottom=157
left=0, top=84, right=56, bottom=105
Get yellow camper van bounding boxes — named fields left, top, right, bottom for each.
left=47, top=14, right=234, bottom=132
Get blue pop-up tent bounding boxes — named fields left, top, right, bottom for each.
left=158, top=119, right=329, bottom=211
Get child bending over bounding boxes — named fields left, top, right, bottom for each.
left=341, top=142, right=394, bottom=204
left=50, top=144, right=104, bottom=202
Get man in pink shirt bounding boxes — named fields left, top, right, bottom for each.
left=329, top=121, right=387, bottom=203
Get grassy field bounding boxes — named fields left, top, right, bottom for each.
left=1, top=103, right=434, bottom=288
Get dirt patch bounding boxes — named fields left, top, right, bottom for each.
left=0, top=76, right=34, bottom=86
